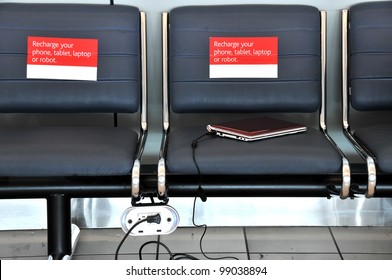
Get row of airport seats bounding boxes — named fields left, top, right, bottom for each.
left=0, top=1, right=391, bottom=259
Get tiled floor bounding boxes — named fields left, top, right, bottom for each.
left=1, top=226, right=392, bottom=260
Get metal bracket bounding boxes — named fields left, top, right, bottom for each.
left=131, top=159, right=141, bottom=199
left=340, top=158, right=351, bottom=199
left=365, top=157, right=377, bottom=198
left=157, top=158, right=167, bottom=199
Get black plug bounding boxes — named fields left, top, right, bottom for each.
left=192, top=131, right=215, bottom=149
left=146, top=213, right=161, bottom=224
left=198, top=186, right=207, bottom=202
left=191, top=139, right=198, bottom=149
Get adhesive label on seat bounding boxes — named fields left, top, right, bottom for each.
left=209, top=37, right=278, bottom=78
left=26, top=36, right=98, bottom=81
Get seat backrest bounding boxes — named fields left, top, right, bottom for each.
left=0, top=3, right=141, bottom=113
left=168, top=5, right=322, bottom=114
left=349, top=1, right=392, bottom=111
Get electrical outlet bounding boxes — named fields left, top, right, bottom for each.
left=120, top=204, right=179, bottom=236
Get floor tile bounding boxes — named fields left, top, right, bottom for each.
left=74, top=228, right=159, bottom=255
left=342, top=254, right=392, bottom=260
left=0, top=230, right=47, bottom=258
left=2, top=226, right=392, bottom=260
left=249, top=253, right=341, bottom=260
left=160, top=227, right=247, bottom=254
left=73, top=254, right=143, bottom=260
left=123, top=253, right=247, bottom=260
left=245, top=227, right=338, bottom=253
left=1, top=256, right=48, bottom=260
left=331, top=227, right=392, bottom=254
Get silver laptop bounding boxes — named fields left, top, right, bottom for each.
left=207, top=116, right=307, bottom=142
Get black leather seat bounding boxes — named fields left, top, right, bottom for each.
left=159, top=5, right=350, bottom=200
left=0, top=3, right=147, bottom=259
left=342, top=1, right=392, bottom=198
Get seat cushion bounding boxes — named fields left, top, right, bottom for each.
left=166, top=126, right=342, bottom=175
left=0, top=126, right=138, bottom=177
left=354, top=124, right=392, bottom=174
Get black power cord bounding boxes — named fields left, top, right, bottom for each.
left=139, top=240, right=200, bottom=260
left=191, top=132, right=239, bottom=260
left=139, top=240, right=173, bottom=260
left=115, top=214, right=161, bottom=260
left=191, top=132, right=215, bottom=202
left=192, top=196, right=239, bottom=260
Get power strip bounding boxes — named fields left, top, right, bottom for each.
left=120, top=204, right=180, bottom=236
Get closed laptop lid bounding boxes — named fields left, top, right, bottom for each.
left=207, top=116, right=307, bottom=141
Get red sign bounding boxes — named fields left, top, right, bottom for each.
left=27, top=36, right=98, bottom=81
left=209, top=37, right=278, bottom=78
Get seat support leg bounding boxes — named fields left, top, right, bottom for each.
left=47, top=194, right=72, bottom=260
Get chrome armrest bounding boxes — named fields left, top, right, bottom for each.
left=323, top=131, right=351, bottom=199
left=340, top=9, right=376, bottom=198
left=132, top=11, right=148, bottom=199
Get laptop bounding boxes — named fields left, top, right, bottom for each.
left=207, top=116, right=307, bottom=142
